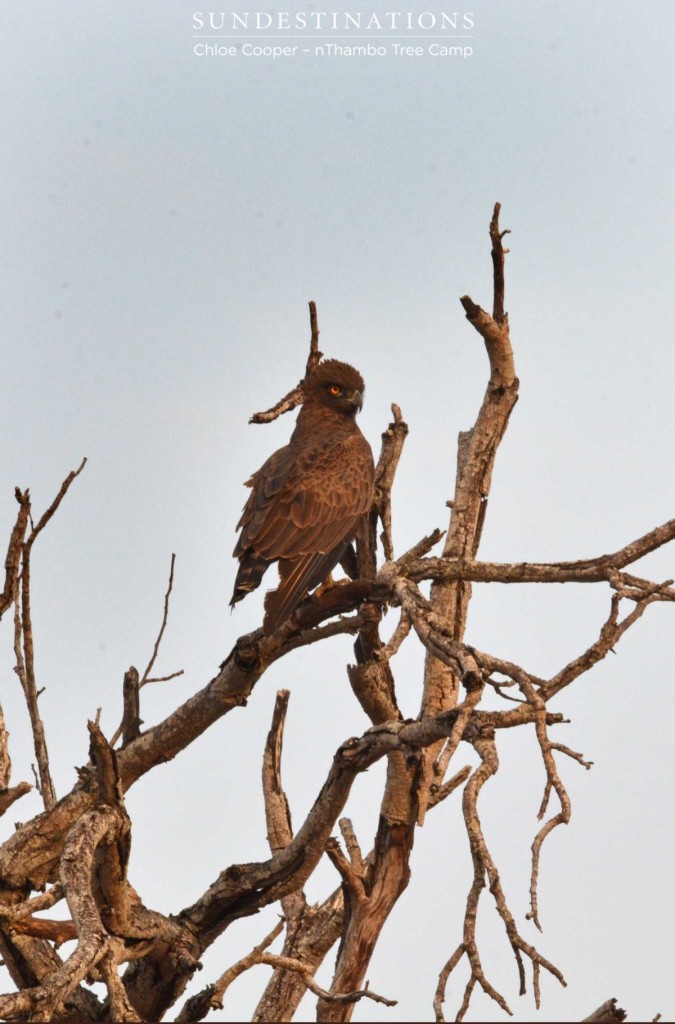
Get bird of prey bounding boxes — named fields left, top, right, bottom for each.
left=231, top=359, right=374, bottom=634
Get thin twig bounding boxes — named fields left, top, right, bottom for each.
left=109, top=557, right=181, bottom=749
left=515, top=675, right=572, bottom=932
left=258, top=954, right=397, bottom=1007
left=8, top=464, right=86, bottom=813
left=189, top=914, right=396, bottom=1014
left=543, top=591, right=661, bottom=699
left=210, top=919, right=285, bottom=1009
left=144, top=670, right=184, bottom=684
left=140, top=553, right=177, bottom=686
left=13, top=543, right=57, bottom=810
left=24, top=458, right=87, bottom=554
left=550, top=742, right=593, bottom=769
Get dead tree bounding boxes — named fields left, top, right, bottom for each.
left=0, top=205, right=670, bottom=1022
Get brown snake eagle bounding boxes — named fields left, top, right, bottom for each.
left=230, top=359, right=374, bottom=634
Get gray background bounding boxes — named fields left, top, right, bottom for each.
left=2, top=1, right=674, bottom=1020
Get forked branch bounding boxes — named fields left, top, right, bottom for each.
left=249, top=300, right=323, bottom=424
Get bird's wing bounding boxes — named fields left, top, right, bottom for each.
left=233, top=443, right=296, bottom=557
left=235, top=434, right=374, bottom=561
left=262, top=545, right=348, bottom=634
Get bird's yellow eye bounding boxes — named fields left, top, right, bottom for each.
left=329, top=384, right=341, bottom=396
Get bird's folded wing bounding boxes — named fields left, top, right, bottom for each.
left=234, top=435, right=374, bottom=561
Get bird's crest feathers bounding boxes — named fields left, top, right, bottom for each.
left=305, top=359, right=365, bottom=401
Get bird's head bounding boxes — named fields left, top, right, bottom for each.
left=306, top=359, right=365, bottom=416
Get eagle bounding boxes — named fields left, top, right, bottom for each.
left=231, top=359, right=375, bottom=634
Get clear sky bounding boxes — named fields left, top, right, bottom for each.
left=2, top=2, right=674, bottom=1020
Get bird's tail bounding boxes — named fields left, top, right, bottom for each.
left=230, top=553, right=270, bottom=608
left=263, top=544, right=346, bottom=634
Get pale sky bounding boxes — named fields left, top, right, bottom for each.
left=2, top=2, right=675, bottom=1021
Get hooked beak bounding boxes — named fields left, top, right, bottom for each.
left=350, top=390, right=364, bottom=412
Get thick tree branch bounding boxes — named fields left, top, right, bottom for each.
left=419, top=203, right=519, bottom=848
left=0, top=795, right=117, bottom=1019
left=582, top=998, right=627, bottom=1022
left=178, top=692, right=513, bottom=958
left=0, top=600, right=375, bottom=893
left=120, top=666, right=142, bottom=748
left=1, top=510, right=655, bottom=890
left=402, top=514, right=675, bottom=586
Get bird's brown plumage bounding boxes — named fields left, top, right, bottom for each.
left=231, top=359, right=374, bottom=634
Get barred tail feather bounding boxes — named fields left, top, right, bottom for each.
left=230, top=553, right=271, bottom=608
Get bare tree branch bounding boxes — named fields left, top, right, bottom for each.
left=436, top=731, right=566, bottom=1023
left=255, top=689, right=330, bottom=1021
left=1, top=212, right=673, bottom=1024
left=306, top=299, right=322, bottom=375
left=179, top=918, right=395, bottom=1021
left=582, top=997, right=627, bottom=1022
left=120, top=666, right=141, bottom=748
left=490, top=201, right=511, bottom=325
left=372, top=403, right=409, bottom=562
left=0, top=488, right=30, bottom=622
left=6, top=464, right=86, bottom=815
left=140, top=552, right=178, bottom=686
left=402, top=529, right=675, bottom=588
left=13, top=524, right=57, bottom=811
left=24, top=457, right=87, bottom=553
left=257, top=954, right=396, bottom=1008
left=0, top=775, right=117, bottom=1019
left=249, top=300, right=323, bottom=424
left=542, top=590, right=662, bottom=700
left=100, top=948, right=142, bottom=1023
left=0, top=703, right=32, bottom=815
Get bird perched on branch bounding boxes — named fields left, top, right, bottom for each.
left=231, top=359, right=374, bottom=634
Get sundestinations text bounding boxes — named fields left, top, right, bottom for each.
left=193, top=11, right=474, bottom=31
